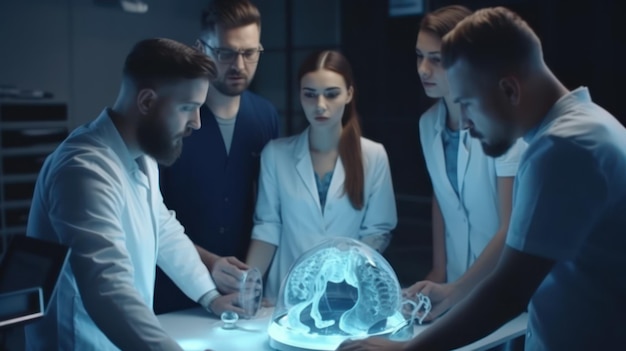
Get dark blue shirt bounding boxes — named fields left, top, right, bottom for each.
left=154, top=91, right=279, bottom=313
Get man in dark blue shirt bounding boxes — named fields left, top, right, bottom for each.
left=155, top=0, right=279, bottom=314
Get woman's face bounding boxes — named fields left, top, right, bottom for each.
left=300, top=68, right=353, bottom=129
left=415, top=31, right=450, bottom=99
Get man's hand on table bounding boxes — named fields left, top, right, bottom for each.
left=211, top=256, right=249, bottom=294
left=209, top=292, right=247, bottom=317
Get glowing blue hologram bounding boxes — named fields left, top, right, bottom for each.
left=268, top=237, right=418, bottom=351
left=337, top=255, right=400, bottom=335
left=414, top=293, right=431, bottom=325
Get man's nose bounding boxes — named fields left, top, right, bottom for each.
left=190, top=110, right=201, bottom=130
left=231, top=53, right=245, bottom=70
left=460, top=113, right=473, bottom=130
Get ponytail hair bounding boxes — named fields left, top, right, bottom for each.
left=298, top=50, right=364, bottom=209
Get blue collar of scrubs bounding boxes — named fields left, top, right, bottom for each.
left=523, top=86, right=591, bottom=144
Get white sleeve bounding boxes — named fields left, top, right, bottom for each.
left=495, top=137, right=528, bottom=176
left=48, top=157, right=183, bottom=350
left=155, top=200, right=216, bottom=301
left=359, top=144, right=398, bottom=238
left=506, top=137, right=607, bottom=260
left=251, top=141, right=282, bottom=246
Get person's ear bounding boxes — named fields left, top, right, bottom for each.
left=499, top=76, right=520, bottom=106
left=346, top=85, right=354, bottom=104
left=136, top=88, right=157, bottom=115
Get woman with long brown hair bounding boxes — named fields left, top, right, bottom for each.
left=246, top=50, right=397, bottom=301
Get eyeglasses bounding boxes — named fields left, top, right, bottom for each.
left=196, top=38, right=264, bottom=64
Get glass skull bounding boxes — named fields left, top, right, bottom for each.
left=268, top=237, right=420, bottom=351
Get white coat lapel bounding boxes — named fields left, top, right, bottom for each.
left=294, top=129, right=322, bottom=213
left=327, top=155, right=345, bottom=202
left=457, top=129, right=472, bottom=197
left=431, top=101, right=458, bottom=199
left=139, top=155, right=159, bottom=254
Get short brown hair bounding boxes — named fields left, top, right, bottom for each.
left=200, top=0, right=261, bottom=34
left=420, top=5, right=472, bottom=39
left=441, top=7, right=541, bottom=74
left=123, top=38, right=216, bottom=88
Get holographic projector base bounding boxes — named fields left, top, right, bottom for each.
left=268, top=309, right=408, bottom=351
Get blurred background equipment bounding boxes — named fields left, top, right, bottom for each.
left=0, top=85, right=53, bottom=100
left=92, top=0, right=148, bottom=14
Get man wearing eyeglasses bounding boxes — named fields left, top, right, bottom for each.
left=155, top=0, right=280, bottom=314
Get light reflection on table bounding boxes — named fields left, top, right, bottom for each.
left=157, top=307, right=527, bottom=351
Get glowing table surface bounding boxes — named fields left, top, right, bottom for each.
left=157, top=307, right=528, bottom=351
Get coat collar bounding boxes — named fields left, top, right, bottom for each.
left=428, top=100, right=472, bottom=200
left=94, top=108, right=141, bottom=176
left=432, top=99, right=448, bottom=134
left=293, top=127, right=346, bottom=214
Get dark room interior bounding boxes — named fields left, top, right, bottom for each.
left=1, top=0, right=624, bottom=350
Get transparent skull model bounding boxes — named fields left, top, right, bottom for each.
left=268, top=237, right=418, bottom=351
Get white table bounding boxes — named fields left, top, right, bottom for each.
left=158, top=307, right=528, bottom=351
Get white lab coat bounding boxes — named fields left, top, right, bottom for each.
left=252, top=128, right=398, bottom=300
left=25, top=110, right=215, bottom=350
left=419, top=100, right=527, bottom=283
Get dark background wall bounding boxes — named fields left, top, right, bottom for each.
left=0, top=2, right=624, bottom=348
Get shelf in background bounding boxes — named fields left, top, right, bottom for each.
left=0, top=100, right=69, bottom=256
